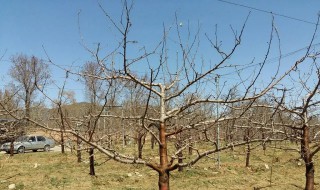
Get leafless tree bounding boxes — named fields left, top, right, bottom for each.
left=9, top=54, right=51, bottom=122
left=268, top=52, right=320, bottom=190
left=82, top=61, right=104, bottom=106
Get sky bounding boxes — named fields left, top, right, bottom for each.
left=0, top=0, right=320, bottom=103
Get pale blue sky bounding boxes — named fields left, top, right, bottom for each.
left=0, top=1, right=320, bottom=102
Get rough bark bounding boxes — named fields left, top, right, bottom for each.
left=158, top=170, right=170, bottom=190
left=158, top=121, right=169, bottom=190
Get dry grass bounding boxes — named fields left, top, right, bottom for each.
left=0, top=143, right=319, bottom=190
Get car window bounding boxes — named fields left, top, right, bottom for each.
left=29, top=136, right=36, bottom=142
left=37, top=136, right=46, bottom=141
left=16, top=136, right=28, bottom=142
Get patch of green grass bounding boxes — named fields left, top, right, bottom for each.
left=49, top=176, right=69, bottom=189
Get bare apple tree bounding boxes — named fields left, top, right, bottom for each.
left=267, top=52, right=320, bottom=190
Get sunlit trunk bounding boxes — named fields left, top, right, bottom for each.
left=157, top=86, right=170, bottom=190
left=302, top=124, right=314, bottom=190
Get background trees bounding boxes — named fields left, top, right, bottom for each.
left=9, top=54, right=51, bottom=122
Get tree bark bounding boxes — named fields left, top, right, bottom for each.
left=89, top=148, right=95, bottom=176
left=302, top=124, right=314, bottom=190
left=305, top=162, right=315, bottom=190
left=158, top=170, right=170, bottom=190
left=158, top=121, right=170, bottom=189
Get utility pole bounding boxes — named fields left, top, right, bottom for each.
left=215, top=75, right=221, bottom=169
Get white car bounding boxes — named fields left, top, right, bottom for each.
left=0, top=135, right=55, bottom=154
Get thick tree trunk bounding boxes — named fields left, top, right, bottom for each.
left=305, top=162, right=315, bottom=190
left=158, top=170, right=170, bottom=190
left=89, top=148, right=95, bottom=176
left=157, top=88, right=170, bottom=190
left=158, top=122, right=170, bottom=190
left=302, top=125, right=314, bottom=190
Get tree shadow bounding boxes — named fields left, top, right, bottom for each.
left=253, top=183, right=303, bottom=190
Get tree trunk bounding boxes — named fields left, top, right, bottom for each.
left=89, top=148, right=95, bottom=176
left=151, top=135, right=155, bottom=150
left=60, top=131, right=65, bottom=154
left=77, top=135, right=81, bottom=163
left=245, top=143, right=250, bottom=167
left=188, top=136, right=193, bottom=155
left=175, top=139, right=183, bottom=172
left=178, top=151, right=183, bottom=172
left=158, top=170, right=170, bottom=190
left=302, top=125, right=314, bottom=190
left=25, top=96, right=31, bottom=127
left=305, top=162, right=315, bottom=190
left=10, top=139, right=14, bottom=157
left=158, top=121, right=170, bottom=190
left=245, top=129, right=250, bottom=167
left=138, top=135, right=143, bottom=159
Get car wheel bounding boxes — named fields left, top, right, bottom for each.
left=44, top=145, right=50, bottom=152
left=17, top=147, right=25, bottom=154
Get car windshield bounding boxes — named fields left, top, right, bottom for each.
left=16, top=136, right=29, bottom=142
